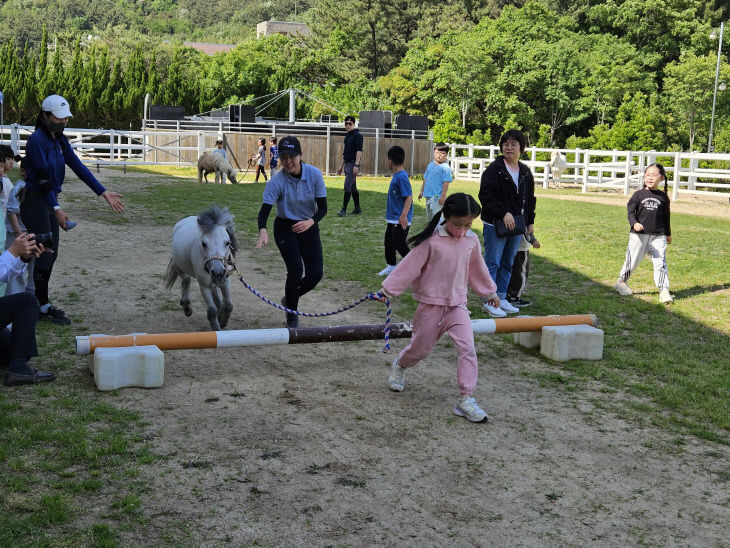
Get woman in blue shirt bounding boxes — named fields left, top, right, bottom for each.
left=255, top=136, right=327, bottom=328
left=21, top=95, right=126, bottom=324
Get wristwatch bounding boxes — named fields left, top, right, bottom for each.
left=354, top=164, right=360, bottom=168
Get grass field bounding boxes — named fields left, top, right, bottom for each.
left=1, top=168, right=728, bottom=545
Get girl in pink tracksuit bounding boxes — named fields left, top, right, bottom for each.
left=380, top=193, right=500, bottom=422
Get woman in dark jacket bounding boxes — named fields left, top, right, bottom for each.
left=478, top=129, right=536, bottom=318
left=21, top=94, right=125, bottom=324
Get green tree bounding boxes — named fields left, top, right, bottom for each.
left=663, top=51, right=730, bottom=149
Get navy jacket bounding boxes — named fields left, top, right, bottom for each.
left=25, top=125, right=106, bottom=209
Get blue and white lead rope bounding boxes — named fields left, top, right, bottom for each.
left=235, top=273, right=392, bottom=352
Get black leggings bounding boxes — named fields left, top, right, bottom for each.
left=255, top=164, right=268, bottom=182
left=384, top=223, right=410, bottom=266
left=20, top=190, right=60, bottom=306
left=273, top=218, right=323, bottom=311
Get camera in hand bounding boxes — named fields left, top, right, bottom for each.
left=31, top=232, right=54, bottom=247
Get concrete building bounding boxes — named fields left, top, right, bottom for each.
left=256, top=21, right=311, bottom=39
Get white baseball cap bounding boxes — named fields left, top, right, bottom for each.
left=41, top=95, right=73, bottom=118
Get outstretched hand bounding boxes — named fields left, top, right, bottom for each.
left=104, top=191, right=125, bottom=212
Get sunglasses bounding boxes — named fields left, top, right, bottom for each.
left=345, top=121, right=354, bottom=126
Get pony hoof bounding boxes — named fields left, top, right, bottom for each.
left=184, top=309, right=193, bottom=316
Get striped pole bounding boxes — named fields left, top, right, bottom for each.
left=75, top=314, right=597, bottom=355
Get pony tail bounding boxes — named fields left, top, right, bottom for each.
left=408, top=209, right=443, bottom=248
left=407, top=193, right=482, bottom=248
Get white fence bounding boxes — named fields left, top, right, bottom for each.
left=1, top=122, right=433, bottom=176
left=3, top=124, right=729, bottom=201
left=3, top=123, right=188, bottom=167
left=449, top=144, right=730, bottom=201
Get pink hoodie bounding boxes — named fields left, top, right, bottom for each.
left=381, top=225, right=497, bottom=306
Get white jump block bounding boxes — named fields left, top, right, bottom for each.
left=540, top=325, right=604, bottom=362
left=514, top=330, right=542, bottom=349
left=89, top=345, right=164, bottom=391
left=513, top=316, right=542, bottom=349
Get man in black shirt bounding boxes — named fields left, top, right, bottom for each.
left=336, top=115, right=363, bottom=216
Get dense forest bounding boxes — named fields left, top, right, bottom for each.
left=0, top=0, right=728, bottom=151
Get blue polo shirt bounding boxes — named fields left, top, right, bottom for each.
left=422, top=161, right=452, bottom=197
left=24, top=126, right=106, bottom=209
left=385, top=169, right=413, bottom=225
left=262, top=162, right=327, bottom=221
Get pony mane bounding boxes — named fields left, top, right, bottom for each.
left=197, top=205, right=238, bottom=256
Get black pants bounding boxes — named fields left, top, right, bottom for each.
left=384, top=223, right=410, bottom=266
left=255, top=164, right=268, bottom=182
left=273, top=218, right=323, bottom=311
left=0, top=293, right=40, bottom=365
left=507, top=250, right=529, bottom=299
left=20, top=189, right=60, bottom=307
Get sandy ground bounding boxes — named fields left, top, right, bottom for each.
left=54, top=175, right=729, bottom=546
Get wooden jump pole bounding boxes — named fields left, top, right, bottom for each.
left=75, top=315, right=597, bottom=355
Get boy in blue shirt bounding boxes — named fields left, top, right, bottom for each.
left=419, top=142, right=452, bottom=221
left=378, top=146, right=413, bottom=276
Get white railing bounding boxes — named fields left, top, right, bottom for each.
left=145, top=118, right=433, bottom=140
left=448, top=144, right=730, bottom=200
left=3, top=123, right=192, bottom=167
left=1, top=122, right=433, bottom=176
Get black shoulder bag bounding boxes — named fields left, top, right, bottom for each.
left=494, top=168, right=527, bottom=238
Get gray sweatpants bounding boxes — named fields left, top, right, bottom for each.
left=425, top=195, right=442, bottom=221
left=618, top=232, right=669, bottom=290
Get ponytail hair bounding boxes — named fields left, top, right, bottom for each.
left=408, top=193, right=482, bottom=247
left=645, top=163, right=668, bottom=194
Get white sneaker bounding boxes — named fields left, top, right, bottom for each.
left=378, top=265, right=396, bottom=276
left=659, top=289, right=673, bottom=303
left=388, top=358, right=407, bottom=392
left=453, top=397, right=488, bottom=422
left=500, top=300, right=520, bottom=314
left=614, top=280, right=633, bottom=296
left=483, top=302, right=506, bottom=317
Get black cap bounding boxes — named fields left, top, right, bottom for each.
left=278, top=135, right=302, bottom=157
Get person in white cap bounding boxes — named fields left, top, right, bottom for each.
left=20, top=94, right=126, bottom=325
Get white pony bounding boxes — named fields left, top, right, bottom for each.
left=197, top=152, right=239, bottom=184
left=165, top=206, right=238, bottom=330
left=549, top=151, right=568, bottom=188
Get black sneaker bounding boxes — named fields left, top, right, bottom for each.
left=352, top=208, right=362, bottom=215
left=286, top=315, right=299, bottom=328
left=39, top=305, right=71, bottom=325
left=337, top=209, right=347, bottom=217
left=282, top=296, right=298, bottom=328
left=507, top=297, right=532, bottom=307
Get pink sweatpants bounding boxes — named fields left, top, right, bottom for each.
left=397, top=303, right=478, bottom=395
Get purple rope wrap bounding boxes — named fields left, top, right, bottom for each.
left=236, top=274, right=391, bottom=352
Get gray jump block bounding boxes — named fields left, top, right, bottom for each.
left=539, top=324, right=604, bottom=362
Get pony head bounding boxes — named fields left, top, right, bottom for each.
left=197, top=206, right=238, bottom=285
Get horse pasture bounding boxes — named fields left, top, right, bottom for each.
left=2, top=168, right=728, bottom=546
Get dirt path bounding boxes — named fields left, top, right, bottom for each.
left=56, top=175, right=729, bottom=546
